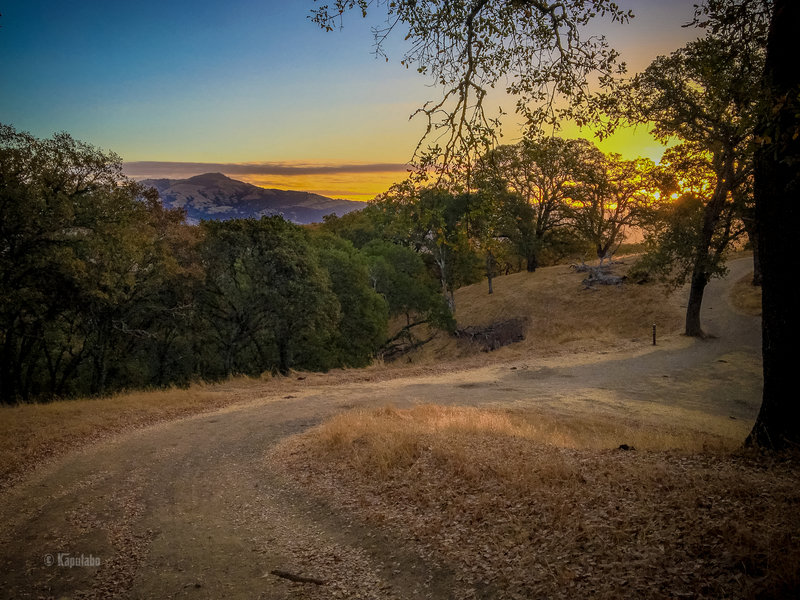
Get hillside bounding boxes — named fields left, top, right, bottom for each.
left=398, top=257, right=687, bottom=366
left=140, top=172, right=366, bottom=224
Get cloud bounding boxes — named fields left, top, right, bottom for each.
left=122, top=161, right=411, bottom=179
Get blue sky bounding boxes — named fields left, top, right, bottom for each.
left=0, top=0, right=702, bottom=199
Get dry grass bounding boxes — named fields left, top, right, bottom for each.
left=730, top=271, right=762, bottom=316
left=0, top=365, right=482, bottom=491
left=0, top=377, right=272, bottom=490
left=408, top=259, right=684, bottom=364
left=270, top=405, right=800, bottom=599
left=304, top=404, right=743, bottom=477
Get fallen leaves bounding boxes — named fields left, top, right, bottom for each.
left=268, top=409, right=800, bottom=599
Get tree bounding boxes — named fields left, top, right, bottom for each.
left=311, top=0, right=630, bottom=171
left=374, top=183, right=482, bottom=311
left=309, top=232, right=389, bottom=367
left=126, top=189, right=203, bottom=389
left=474, top=136, right=594, bottom=271
left=634, top=143, right=746, bottom=300
left=745, top=0, right=800, bottom=449
left=362, top=239, right=455, bottom=357
left=622, top=34, right=761, bottom=336
left=0, top=125, right=196, bottom=402
left=464, top=188, right=513, bottom=293
left=196, top=217, right=339, bottom=377
left=320, top=204, right=388, bottom=248
left=563, top=150, right=658, bottom=263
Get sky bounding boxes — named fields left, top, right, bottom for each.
left=1, top=1, right=702, bottom=201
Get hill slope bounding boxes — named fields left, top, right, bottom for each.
left=400, top=257, right=688, bottom=365
left=140, top=172, right=366, bottom=224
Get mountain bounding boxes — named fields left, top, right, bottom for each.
left=139, top=172, right=366, bottom=225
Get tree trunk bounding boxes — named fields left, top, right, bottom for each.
left=741, top=211, right=762, bottom=286
left=434, top=251, right=455, bottom=312
left=278, top=339, right=290, bottom=376
left=683, top=152, right=735, bottom=337
left=0, top=323, right=18, bottom=404
left=526, top=248, right=538, bottom=272
left=486, top=250, right=494, bottom=294
left=684, top=269, right=709, bottom=337
left=751, top=233, right=762, bottom=286
left=746, top=0, right=800, bottom=449
left=596, top=244, right=606, bottom=263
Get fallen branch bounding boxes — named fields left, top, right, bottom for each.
left=270, top=569, right=326, bottom=585
left=456, top=318, right=526, bottom=351
left=582, top=271, right=627, bottom=288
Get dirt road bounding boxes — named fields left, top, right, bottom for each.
left=0, top=258, right=762, bottom=599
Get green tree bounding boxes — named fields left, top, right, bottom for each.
left=374, top=184, right=482, bottom=311
left=362, top=239, right=455, bottom=357
left=474, top=136, right=594, bottom=272
left=309, top=232, right=389, bottom=367
left=196, top=217, right=339, bottom=377
left=320, top=204, right=387, bottom=248
left=123, top=189, right=203, bottom=389
left=0, top=125, right=195, bottom=402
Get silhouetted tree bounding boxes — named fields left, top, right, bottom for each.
left=746, top=0, right=800, bottom=449
left=312, top=0, right=630, bottom=171
left=474, top=137, right=594, bottom=271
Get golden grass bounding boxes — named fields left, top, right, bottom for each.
left=408, top=259, right=684, bottom=364
left=730, top=271, right=762, bottom=316
left=307, top=404, right=742, bottom=480
left=270, top=404, right=800, bottom=599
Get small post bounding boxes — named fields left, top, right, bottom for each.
left=652, top=323, right=657, bottom=346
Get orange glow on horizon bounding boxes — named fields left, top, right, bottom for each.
left=215, top=126, right=673, bottom=203
left=235, top=171, right=411, bottom=203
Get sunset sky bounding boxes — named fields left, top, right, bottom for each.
left=1, top=1, right=702, bottom=201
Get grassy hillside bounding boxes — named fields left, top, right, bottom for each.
left=404, top=258, right=685, bottom=365
left=264, top=258, right=794, bottom=599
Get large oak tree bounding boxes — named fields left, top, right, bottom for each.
left=622, top=35, right=761, bottom=337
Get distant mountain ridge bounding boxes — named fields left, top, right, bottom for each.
left=140, top=172, right=366, bottom=225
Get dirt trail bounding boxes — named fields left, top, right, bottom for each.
left=0, top=259, right=762, bottom=599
